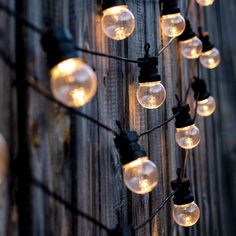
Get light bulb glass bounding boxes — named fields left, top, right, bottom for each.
left=102, top=5, right=135, bottom=40
left=176, top=124, right=200, bottom=149
left=197, top=96, right=216, bottom=117
left=0, top=134, right=9, bottom=184
left=161, top=13, right=186, bottom=37
left=50, top=58, right=97, bottom=108
left=123, top=157, right=158, bottom=194
left=196, top=0, right=214, bottom=6
left=136, top=81, right=166, bottom=109
left=200, top=48, right=221, bottom=69
left=179, top=36, right=203, bottom=59
left=173, top=201, right=200, bottom=227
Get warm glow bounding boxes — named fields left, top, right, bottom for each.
left=136, top=81, right=166, bottom=109
left=173, top=202, right=200, bottom=227
left=123, top=157, right=158, bottom=194
left=196, top=0, right=214, bottom=6
left=200, top=48, right=221, bottom=69
left=50, top=58, right=97, bottom=108
left=197, top=96, right=216, bottom=116
left=161, top=13, right=186, bottom=37
left=102, top=5, right=135, bottom=40
left=176, top=124, right=201, bottom=149
left=179, top=36, right=202, bottom=59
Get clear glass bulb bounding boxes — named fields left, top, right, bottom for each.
left=0, top=134, right=9, bottom=184
left=200, top=48, right=221, bottom=69
left=176, top=124, right=201, bottom=149
left=102, top=5, right=135, bottom=40
left=197, top=96, right=216, bottom=117
left=196, top=0, right=214, bottom=6
left=180, top=36, right=203, bottom=59
left=50, top=58, right=97, bottom=108
left=161, top=13, right=186, bottom=37
left=136, top=81, right=166, bottom=109
left=123, top=157, right=158, bottom=194
left=173, top=201, right=200, bottom=227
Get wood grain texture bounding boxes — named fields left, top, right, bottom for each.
left=0, top=0, right=234, bottom=235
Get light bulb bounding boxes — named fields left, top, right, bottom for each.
left=200, top=48, right=221, bottom=69
left=173, top=201, right=200, bottom=227
left=50, top=58, right=97, bottom=108
left=102, top=5, right=135, bottom=40
left=197, top=96, right=216, bottom=117
left=136, top=81, right=166, bottom=109
left=161, top=13, right=186, bottom=37
left=196, top=0, right=214, bottom=6
left=0, top=134, right=9, bottom=183
left=180, top=36, right=202, bottom=59
left=176, top=124, right=200, bottom=149
left=123, top=157, right=158, bottom=194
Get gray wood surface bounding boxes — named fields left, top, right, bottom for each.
left=0, top=0, right=235, bottom=235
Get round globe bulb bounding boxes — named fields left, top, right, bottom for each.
left=123, top=157, right=158, bottom=194
left=176, top=124, right=201, bottom=149
left=50, top=58, right=97, bottom=108
left=101, top=5, right=135, bottom=40
left=179, top=36, right=203, bottom=59
left=136, top=81, right=166, bottom=109
left=200, top=48, right=221, bottom=69
left=173, top=201, right=200, bottom=227
left=161, top=13, right=186, bottom=37
left=197, top=96, right=216, bottom=117
left=196, top=0, right=214, bottom=6
left=0, top=134, right=9, bottom=183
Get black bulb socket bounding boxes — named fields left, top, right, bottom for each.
left=114, top=130, right=147, bottom=166
left=171, top=178, right=194, bottom=205
left=198, top=29, right=214, bottom=53
left=178, top=19, right=196, bottom=41
left=108, top=226, right=135, bottom=236
left=172, top=103, right=194, bottom=128
left=41, top=28, right=78, bottom=69
left=138, top=56, right=161, bottom=83
left=102, top=0, right=127, bottom=11
left=191, top=77, right=210, bottom=101
left=161, top=0, right=180, bottom=15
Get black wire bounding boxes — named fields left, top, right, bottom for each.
left=134, top=189, right=178, bottom=231
left=138, top=112, right=180, bottom=137
left=25, top=76, right=120, bottom=136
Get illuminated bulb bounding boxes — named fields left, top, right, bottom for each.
left=161, top=13, right=186, bottom=37
left=200, top=48, right=221, bottom=69
left=50, top=58, right=97, bottom=108
left=101, top=5, right=135, bottom=40
left=136, top=81, right=166, bottom=109
left=0, top=134, right=9, bottom=183
left=173, top=201, right=200, bottom=227
left=176, top=125, right=200, bottom=149
left=123, top=157, right=158, bottom=194
left=196, top=0, right=214, bottom=6
left=180, top=36, right=202, bottom=59
left=197, top=96, right=216, bottom=117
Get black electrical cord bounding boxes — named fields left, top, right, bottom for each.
left=138, top=112, right=180, bottom=137
left=134, top=189, right=178, bottom=231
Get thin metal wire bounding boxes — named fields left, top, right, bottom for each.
left=157, top=37, right=176, bottom=56
left=138, top=112, right=180, bottom=137
left=181, top=150, right=189, bottom=180
left=134, top=189, right=178, bottom=231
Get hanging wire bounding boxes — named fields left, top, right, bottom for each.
left=181, top=150, right=189, bottom=180
left=157, top=37, right=176, bottom=56
left=134, top=189, right=178, bottom=231
left=138, top=112, right=180, bottom=137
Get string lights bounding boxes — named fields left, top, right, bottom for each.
left=136, top=44, right=166, bottom=109
left=191, top=77, right=216, bottom=116
left=0, top=0, right=221, bottom=233
left=172, top=99, right=201, bottom=149
left=178, top=20, right=203, bottom=59
left=160, top=0, right=186, bottom=37
left=101, top=0, right=135, bottom=40
left=41, top=29, right=98, bottom=108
